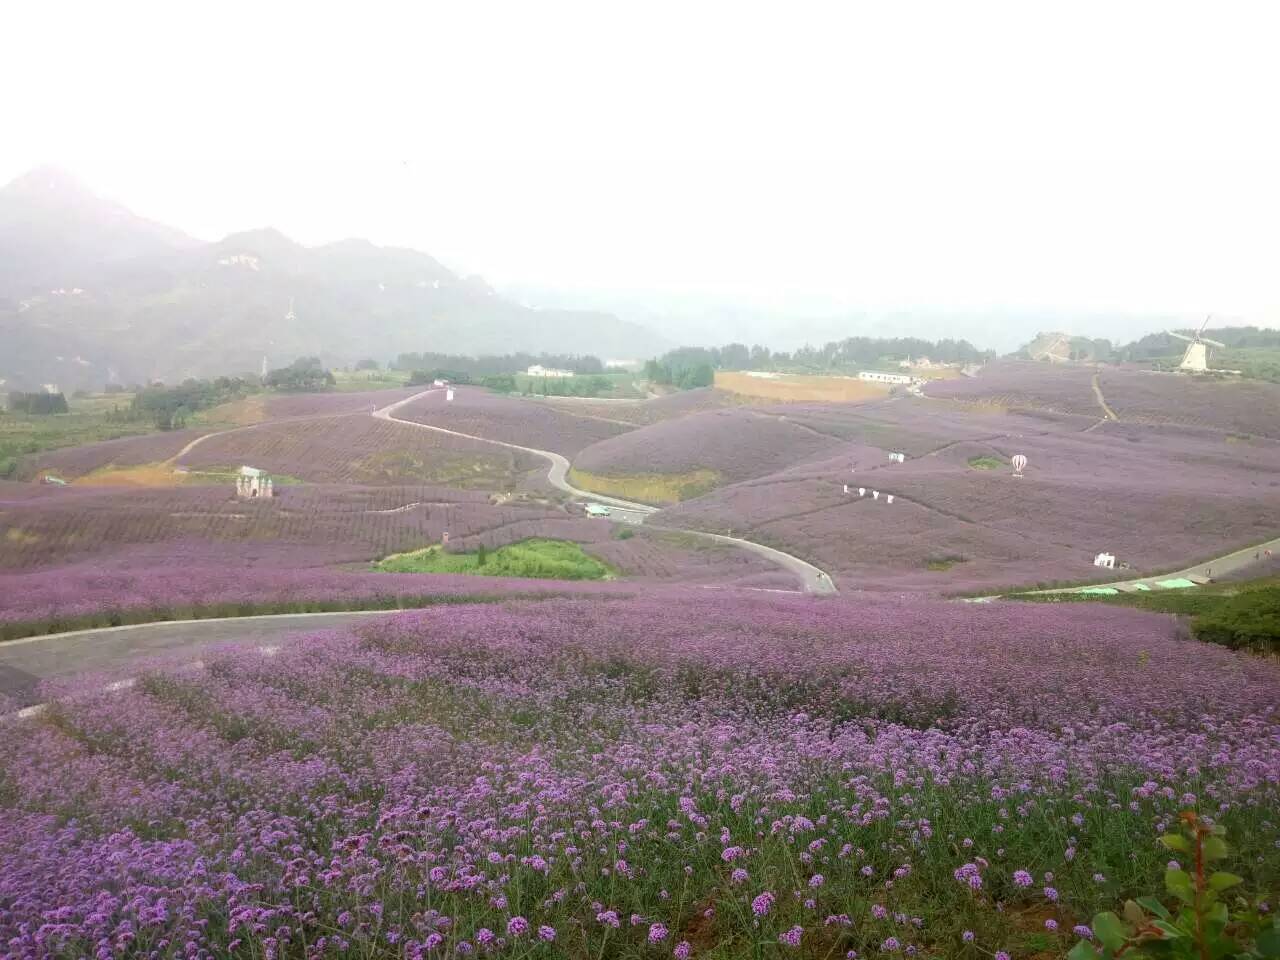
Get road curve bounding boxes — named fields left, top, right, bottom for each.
left=0, top=611, right=395, bottom=706
left=1025, top=534, right=1280, bottom=596
left=376, top=389, right=838, bottom=595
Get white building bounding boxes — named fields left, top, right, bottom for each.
left=858, top=370, right=914, bottom=385
left=236, top=465, right=274, bottom=499
left=1093, top=552, right=1116, bottom=569
left=527, top=365, right=575, bottom=378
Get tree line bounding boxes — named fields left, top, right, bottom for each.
left=393, top=351, right=606, bottom=378
left=644, top=336, right=991, bottom=389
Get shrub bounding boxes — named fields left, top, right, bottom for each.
left=1068, top=811, right=1279, bottom=960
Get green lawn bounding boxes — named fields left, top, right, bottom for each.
left=375, top=538, right=612, bottom=580
left=967, top=455, right=1004, bottom=470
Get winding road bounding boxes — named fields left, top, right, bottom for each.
left=375, top=389, right=838, bottom=595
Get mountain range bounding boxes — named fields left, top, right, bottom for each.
left=0, top=167, right=668, bottom=391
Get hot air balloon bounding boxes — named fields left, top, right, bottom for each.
left=1011, top=454, right=1027, bottom=476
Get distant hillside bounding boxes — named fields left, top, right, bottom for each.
left=0, top=168, right=667, bottom=391
left=1015, top=331, right=1113, bottom=363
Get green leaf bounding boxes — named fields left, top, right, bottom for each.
left=1068, top=941, right=1100, bottom=960
left=1165, top=869, right=1195, bottom=904
left=1093, top=912, right=1129, bottom=951
left=1124, top=900, right=1146, bottom=925
left=1206, top=871, right=1242, bottom=891
left=1137, top=897, right=1171, bottom=920
left=1151, top=920, right=1184, bottom=939
left=1202, top=836, right=1228, bottom=861
left=1160, top=833, right=1191, bottom=853
left=1256, top=926, right=1280, bottom=958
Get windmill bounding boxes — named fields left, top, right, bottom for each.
left=1167, top=316, right=1225, bottom=372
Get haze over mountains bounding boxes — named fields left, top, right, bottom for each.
left=0, top=167, right=667, bottom=391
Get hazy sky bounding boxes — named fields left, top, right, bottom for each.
left=4, top=1, right=1277, bottom=322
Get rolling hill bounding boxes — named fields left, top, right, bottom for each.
left=0, top=167, right=667, bottom=391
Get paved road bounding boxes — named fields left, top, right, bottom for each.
left=377, top=390, right=838, bottom=594
left=1029, top=535, right=1280, bottom=595
left=0, top=612, right=394, bottom=706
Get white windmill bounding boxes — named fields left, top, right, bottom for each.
left=1168, top=316, right=1225, bottom=373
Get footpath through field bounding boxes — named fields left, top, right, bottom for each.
left=375, top=390, right=839, bottom=596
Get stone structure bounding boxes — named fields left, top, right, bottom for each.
left=236, top=465, right=274, bottom=498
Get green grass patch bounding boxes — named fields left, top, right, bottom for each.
left=967, top=455, right=1004, bottom=470
left=924, top=554, right=968, bottom=571
left=1013, top=576, right=1280, bottom=653
left=569, top=467, right=720, bottom=504
left=375, top=538, right=611, bottom=581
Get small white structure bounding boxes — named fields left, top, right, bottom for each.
left=446, top=388, right=455, bottom=402
left=858, top=370, right=914, bottom=385
left=442, top=531, right=450, bottom=545
left=433, top=379, right=447, bottom=387
left=886, top=494, right=894, bottom=504
left=1011, top=454, right=1028, bottom=477
left=872, top=490, right=880, bottom=500
left=888, top=451, right=906, bottom=463
left=1094, top=552, right=1117, bottom=569
left=236, top=465, right=274, bottom=499
left=858, top=487, right=866, bottom=497
left=843, top=483, right=849, bottom=494
left=585, top=503, right=612, bottom=518
left=527, top=364, right=575, bottom=378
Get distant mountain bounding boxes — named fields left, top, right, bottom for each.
left=0, top=166, right=199, bottom=299
left=0, top=168, right=667, bottom=391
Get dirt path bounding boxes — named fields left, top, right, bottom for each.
left=1090, top=373, right=1118, bottom=422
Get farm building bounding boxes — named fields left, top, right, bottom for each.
left=858, top=370, right=914, bottom=385
left=527, top=365, right=574, bottom=378
left=235, top=465, right=274, bottom=498
left=1093, top=552, right=1116, bottom=569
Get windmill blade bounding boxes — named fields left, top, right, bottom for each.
left=1167, top=331, right=1195, bottom=343
left=1197, top=314, right=1212, bottom=337
left=1201, top=337, right=1227, bottom=348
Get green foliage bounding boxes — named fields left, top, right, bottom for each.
left=375, top=538, right=611, bottom=581
left=396, top=351, right=605, bottom=378
left=967, top=455, right=1004, bottom=470
left=615, top=527, right=635, bottom=540
left=408, top=368, right=472, bottom=386
left=1018, top=578, right=1280, bottom=653
left=7, top=391, right=69, bottom=415
left=263, top=358, right=336, bottom=392
left=480, top=374, right=517, bottom=393
left=1069, top=812, right=1278, bottom=960
left=643, top=336, right=990, bottom=389
left=126, top=376, right=255, bottom=430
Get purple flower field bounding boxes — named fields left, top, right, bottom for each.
left=176, top=415, right=540, bottom=487
left=2, top=593, right=1277, bottom=957
left=15, top=429, right=207, bottom=481
left=397, top=389, right=633, bottom=457
left=925, top=361, right=1102, bottom=419
left=660, top=399, right=1280, bottom=591
left=263, top=388, right=423, bottom=419
left=573, top=407, right=844, bottom=486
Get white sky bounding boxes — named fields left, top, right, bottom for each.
left=4, top=0, right=1278, bottom=320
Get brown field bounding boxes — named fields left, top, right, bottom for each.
left=714, top=370, right=893, bottom=402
